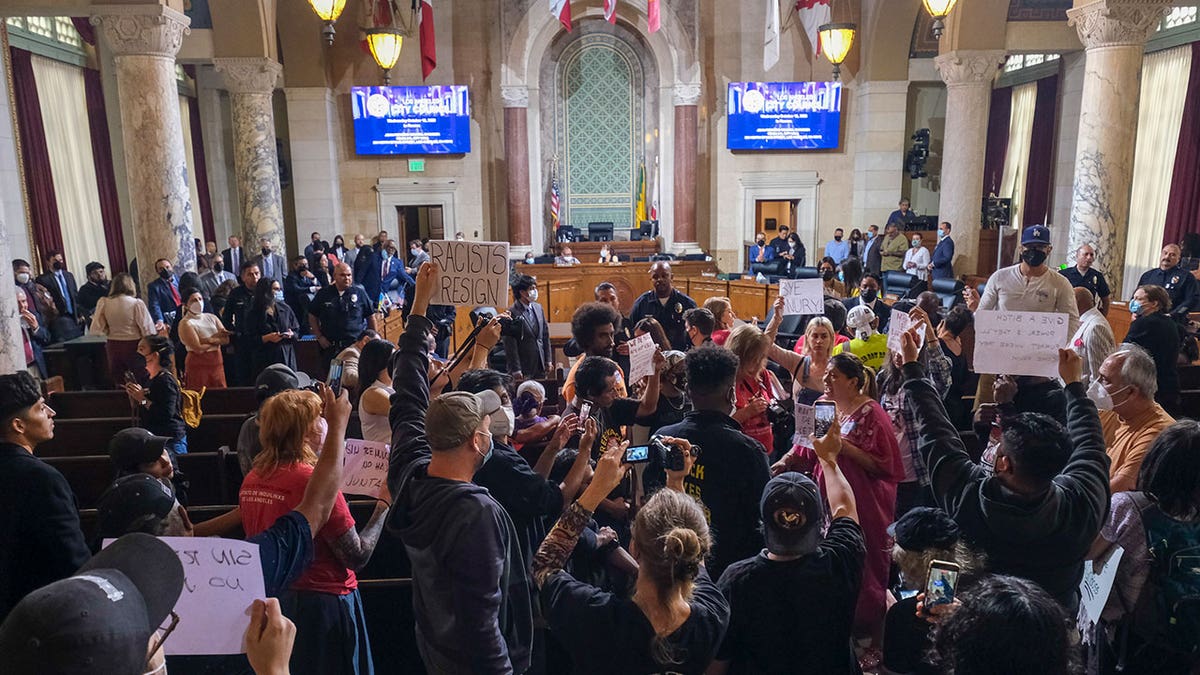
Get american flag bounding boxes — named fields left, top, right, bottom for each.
left=550, top=176, right=561, bottom=227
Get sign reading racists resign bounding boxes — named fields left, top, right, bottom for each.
left=428, top=240, right=510, bottom=307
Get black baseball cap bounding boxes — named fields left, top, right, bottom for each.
left=108, top=428, right=170, bottom=473
left=85, top=261, right=105, bottom=275
left=95, top=474, right=177, bottom=543
left=888, top=506, right=960, bottom=552
left=255, top=363, right=313, bottom=401
left=760, top=472, right=823, bottom=556
left=0, top=532, right=184, bottom=675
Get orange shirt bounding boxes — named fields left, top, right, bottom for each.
left=1100, top=404, right=1175, bottom=494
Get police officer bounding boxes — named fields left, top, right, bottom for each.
left=221, top=260, right=261, bottom=385
left=628, top=261, right=697, bottom=351
left=308, top=262, right=377, bottom=365
left=1059, top=243, right=1111, bottom=315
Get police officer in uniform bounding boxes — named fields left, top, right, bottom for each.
left=1059, top=243, right=1111, bottom=315
left=308, top=262, right=377, bottom=367
left=221, top=260, right=262, bottom=385
left=628, top=261, right=697, bottom=351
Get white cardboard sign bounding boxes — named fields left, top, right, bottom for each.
left=886, top=310, right=926, bottom=354
left=779, top=278, right=825, bottom=316
left=341, top=439, right=390, bottom=499
left=973, top=310, right=1069, bottom=378
left=792, top=403, right=815, bottom=448
left=427, top=240, right=510, bottom=306
left=627, top=332, right=657, bottom=384
left=1078, top=546, right=1124, bottom=636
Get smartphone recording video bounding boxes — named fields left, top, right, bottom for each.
left=578, top=400, right=594, bottom=421
left=925, top=560, right=960, bottom=606
left=814, top=401, right=836, bottom=438
left=327, top=359, right=344, bottom=397
left=623, top=445, right=651, bottom=464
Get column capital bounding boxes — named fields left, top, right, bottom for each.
left=90, top=4, right=190, bottom=58
left=1067, top=0, right=1170, bottom=49
left=673, top=83, right=701, bottom=106
left=934, top=50, right=1007, bottom=88
left=215, top=58, right=283, bottom=95
left=500, top=85, right=529, bottom=109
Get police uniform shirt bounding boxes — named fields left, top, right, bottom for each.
left=1137, top=265, right=1200, bottom=313
left=629, top=288, right=697, bottom=352
left=1060, top=266, right=1110, bottom=301
left=310, top=283, right=374, bottom=343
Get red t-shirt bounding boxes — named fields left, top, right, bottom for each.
left=240, top=463, right=357, bottom=595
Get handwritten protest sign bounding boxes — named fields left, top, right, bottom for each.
left=792, top=403, right=815, bottom=448
left=627, top=332, right=657, bottom=384
left=1078, top=546, right=1124, bottom=638
left=102, top=537, right=265, bottom=655
left=886, top=310, right=926, bottom=354
left=427, top=240, right=510, bottom=306
left=779, top=279, right=824, bottom=315
left=973, top=310, right=1069, bottom=378
left=342, top=439, right=390, bottom=499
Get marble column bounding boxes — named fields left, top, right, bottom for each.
left=672, top=84, right=700, bottom=254
left=502, top=86, right=532, bottom=257
left=1066, top=0, right=1169, bottom=296
left=0, top=220, right=24, bottom=374
left=215, top=58, right=286, bottom=256
left=935, top=50, right=1007, bottom=277
left=91, top=5, right=195, bottom=297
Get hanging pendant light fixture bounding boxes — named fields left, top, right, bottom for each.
left=818, top=22, right=855, bottom=80
left=922, top=0, right=960, bottom=40
left=307, top=0, right=348, bottom=45
left=367, top=28, right=404, bottom=83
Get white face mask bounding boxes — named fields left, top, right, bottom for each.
left=187, top=300, right=203, bottom=315
left=490, top=404, right=515, bottom=437
left=1087, top=380, right=1130, bottom=412
left=528, top=288, right=539, bottom=302
left=16, top=272, right=30, bottom=285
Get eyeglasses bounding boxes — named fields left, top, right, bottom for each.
left=146, top=611, right=179, bottom=665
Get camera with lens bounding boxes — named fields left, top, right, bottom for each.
left=766, top=399, right=793, bottom=426
left=470, top=307, right=517, bottom=335
left=650, top=435, right=698, bottom=472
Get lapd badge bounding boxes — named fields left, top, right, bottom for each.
left=351, top=294, right=358, bottom=303
left=1171, top=275, right=1180, bottom=286
left=675, top=302, right=682, bottom=314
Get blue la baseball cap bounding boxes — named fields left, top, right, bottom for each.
left=1021, top=225, right=1051, bottom=246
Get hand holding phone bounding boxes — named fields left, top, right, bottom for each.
left=814, top=401, right=837, bottom=438
left=925, top=560, right=960, bottom=607
left=623, top=444, right=651, bottom=464
left=327, top=359, right=344, bottom=397
left=578, top=399, right=593, bottom=421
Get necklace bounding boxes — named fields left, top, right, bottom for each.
left=663, top=394, right=686, bottom=411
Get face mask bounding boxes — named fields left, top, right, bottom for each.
left=476, top=429, right=495, bottom=464
left=938, top=230, right=947, bottom=240
left=1021, top=248, right=1048, bottom=268
left=528, top=288, right=539, bottom=302
left=756, top=240, right=765, bottom=247
left=490, top=405, right=515, bottom=437
left=273, top=290, right=284, bottom=303
left=525, top=257, right=535, bottom=264
left=16, top=272, right=30, bottom=285
left=188, top=301, right=203, bottom=315
left=262, top=247, right=271, bottom=256
left=158, top=269, right=172, bottom=280
left=298, top=266, right=309, bottom=273
left=861, top=289, right=878, bottom=303
left=1087, top=380, right=1130, bottom=412
left=834, top=235, right=843, bottom=242
left=866, top=231, right=875, bottom=240
left=213, top=262, right=224, bottom=273
left=822, top=270, right=834, bottom=281
left=1129, top=300, right=1142, bottom=315
left=852, top=234, right=860, bottom=241
left=837, top=271, right=845, bottom=282
left=52, top=260, right=64, bottom=271
left=911, top=239, right=921, bottom=248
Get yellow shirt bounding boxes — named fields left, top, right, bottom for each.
left=1099, top=404, right=1175, bottom=494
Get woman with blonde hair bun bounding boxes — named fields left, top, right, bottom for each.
left=534, top=438, right=729, bottom=674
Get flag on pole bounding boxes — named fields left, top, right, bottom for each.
left=419, top=0, right=436, bottom=80
left=796, top=0, right=831, bottom=57
left=635, top=163, right=648, bottom=224
left=603, top=0, right=618, bottom=24
left=764, top=0, right=781, bottom=71
left=649, top=159, right=660, bottom=221
left=550, top=174, right=561, bottom=229
left=648, top=0, right=661, bottom=33
left=551, top=0, right=572, bottom=32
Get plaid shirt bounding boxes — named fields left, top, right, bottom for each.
left=879, top=343, right=952, bottom=486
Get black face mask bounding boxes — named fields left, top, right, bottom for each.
left=861, top=289, right=878, bottom=303
left=834, top=236, right=842, bottom=242
left=1021, top=248, right=1048, bottom=268
left=52, top=260, right=64, bottom=271
left=262, top=247, right=271, bottom=256
left=298, top=266, right=309, bottom=273
left=852, top=235, right=860, bottom=241
left=213, top=262, right=224, bottom=273
left=158, top=269, right=172, bottom=280
left=756, top=240, right=765, bottom=247
left=822, top=270, right=835, bottom=281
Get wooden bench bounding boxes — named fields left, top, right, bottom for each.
left=39, top=414, right=248, bottom=458
left=50, top=387, right=259, bottom=419
left=48, top=450, right=243, bottom=509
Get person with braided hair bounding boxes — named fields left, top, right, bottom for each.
left=533, top=437, right=730, bottom=674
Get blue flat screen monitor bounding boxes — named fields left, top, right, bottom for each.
left=726, top=81, right=842, bottom=150
left=351, top=85, right=472, bottom=155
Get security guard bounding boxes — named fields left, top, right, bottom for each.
left=221, top=260, right=261, bottom=385
left=628, top=260, right=697, bottom=351
left=308, top=262, right=377, bottom=365
left=1059, top=243, right=1111, bottom=314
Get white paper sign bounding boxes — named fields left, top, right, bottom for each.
left=886, top=311, right=927, bottom=354
left=973, top=310, right=1069, bottom=378
left=427, top=240, right=510, bottom=306
left=779, top=278, right=825, bottom=316
left=109, top=537, right=266, bottom=656
left=1078, top=546, right=1124, bottom=635
left=627, top=332, right=657, bottom=384
left=792, top=403, right=815, bottom=448
left=342, top=439, right=390, bottom=499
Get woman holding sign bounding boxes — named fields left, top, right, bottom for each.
left=239, top=389, right=390, bottom=675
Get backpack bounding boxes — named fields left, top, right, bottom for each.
left=1129, top=492, right=1200, bottom=657
left=179, top=383, right=205, bottom=429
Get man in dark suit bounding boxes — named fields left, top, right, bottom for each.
left=35, top=250, right=82, bottom=342
left=930, top=221, right=955, bottom=281
left=353, top=238, right=379, bottom=296
left=303, top=231, right=329, bottom=261
left=221, top=235, right=247, bottom=276
left=841, top=273, right=892, bottom=333
left=862, top=224, right=883, bottom=276
left=146, top=258, right=182, bottom=326
left=254, top=237, right=287, bottom=284
left=0, top=372, right=90, bottom=622
left=503, top=274, right=552, bottom=380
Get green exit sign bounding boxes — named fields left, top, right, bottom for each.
left=408, top=159, right=425, bottom=172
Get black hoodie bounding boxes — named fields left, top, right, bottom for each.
left=902, top=361, right=1110, bottom=612
left=386, top=314, right=533, bottom=674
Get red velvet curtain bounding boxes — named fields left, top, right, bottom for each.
left=83, top=67, right=127, bottom=272
left=70, top=17, right=95, bottom=46
left=1163, top=41, right=1200, bottom=248
left=1022, top=75, right=1059, bottom=228
left=982, top=86, right=1012, bottom=198
left=187, top=95, right=216, bottom=244
left=9, top=48, right=63, bottom=264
